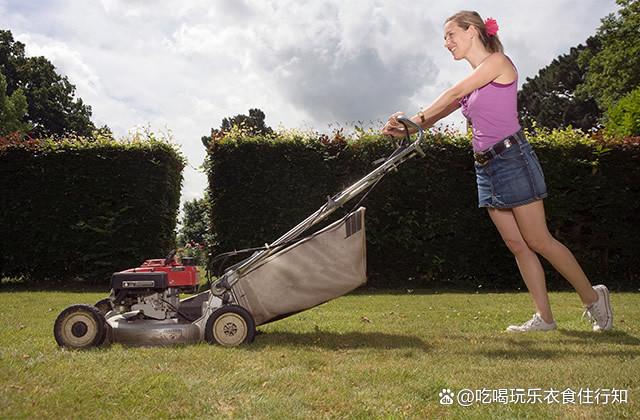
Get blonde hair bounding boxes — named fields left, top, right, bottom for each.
left=445, top=11, right=504, bottom=53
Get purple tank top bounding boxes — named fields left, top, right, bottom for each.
left=460, top=60, right=521, bottom=152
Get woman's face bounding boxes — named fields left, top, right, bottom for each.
left=444, top=21, right=472, bottom=60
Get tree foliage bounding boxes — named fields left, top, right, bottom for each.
left=178, top=196, right=211, bottom=246
left=201, top=108, right=272, bottom=149
left=577, top=0, right=640, bottom=110
left=518, top=39, right=601, bottom=131
left=0, top=72, right=30, bottom=135
left=518, top=0, right=639, bottom=130
left=0, top=29, right=96, bottom=138
left=605, top=86, right=640, bottom=137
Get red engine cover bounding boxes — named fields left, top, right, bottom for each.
left=121, top=258, right=199, bottom=288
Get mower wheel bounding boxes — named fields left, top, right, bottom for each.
left=54, top=304, right=107, bottom=349
left=94, top=298, right=113, bottom=316
left=205, top=305, right=256, bottom=346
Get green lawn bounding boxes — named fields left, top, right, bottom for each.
left=0, top=289, right=638, bottom=419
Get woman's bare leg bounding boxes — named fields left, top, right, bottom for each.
left=511, top=200, right=598, bottom=306
left=488, top=208, right=554, bottom=322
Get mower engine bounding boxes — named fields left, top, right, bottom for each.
left=108, top=252, right=199, bottom=320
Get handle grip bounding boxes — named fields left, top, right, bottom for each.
left=395, top=115, right=424, bottom=145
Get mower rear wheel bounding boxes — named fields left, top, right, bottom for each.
left=94, top=298, right=113, bottom=316
left=205, top=305, right=256, bottom=346
left=54, top=304, right=107, bottom=349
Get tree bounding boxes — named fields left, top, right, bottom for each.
left=178, top=197, right=211, bottom=246
left=94, top=124, right=114, bottom=139
left=0, top=29, right=96, bottom=138
left=518, top=38, right=602, bottom=131
left=201, top=108, right=273, bottom=149
left=577, top=0, right=640, bottom=110
left=0, top=72, right=30, bottom=135
left=518, top=0, right=640, bottom=131
left=605, top=86, right=640, bottom=137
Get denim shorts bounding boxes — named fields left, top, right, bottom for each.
left=474, top=131, right=548, bottom=208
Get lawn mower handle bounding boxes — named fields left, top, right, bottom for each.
left=395, top=115, right=425, bottom=157
left=395, top=115, right=423, bottom=144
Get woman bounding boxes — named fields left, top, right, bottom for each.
left=382, top=11, right=613, bottom=332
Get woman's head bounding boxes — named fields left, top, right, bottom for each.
left=444, top=11, right=503, bottom=59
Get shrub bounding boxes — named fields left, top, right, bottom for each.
left=0, top=132, right=185, bottom=285
left=204, top=126, right=640, bottom=290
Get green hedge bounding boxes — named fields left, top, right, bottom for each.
left=0, top=136, right=185, bottom=285
left=206, top=128, right=640, bottom=290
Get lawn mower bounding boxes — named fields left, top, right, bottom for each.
left=53, top=116, right=425, bottom=348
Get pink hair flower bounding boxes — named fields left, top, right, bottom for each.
left=485, top=17, right=499, bottom=37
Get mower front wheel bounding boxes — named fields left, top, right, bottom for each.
left=54, top=304, right=107, bottom=349
left=205, top=305, right=256, bottom=346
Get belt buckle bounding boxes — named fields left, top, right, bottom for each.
left=474, top=152, right=489, bottom=166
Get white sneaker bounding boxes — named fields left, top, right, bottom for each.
left=506, top=313, right=557, bottom=332
left=583, top=285, right=613, bottom=331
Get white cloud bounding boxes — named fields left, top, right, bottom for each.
left=1, top=0, right=620, bottom=207
left=17, top=34, right=101, bottom=96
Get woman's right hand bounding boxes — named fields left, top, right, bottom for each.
left=381, top=111, right=407, bottom=138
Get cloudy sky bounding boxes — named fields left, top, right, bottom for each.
left=1, top=0, right=618, bottom=206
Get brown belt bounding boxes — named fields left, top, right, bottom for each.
left=474, top=133, right=521, bottom=166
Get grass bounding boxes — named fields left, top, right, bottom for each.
left=0, top=288, right=638, bottom=419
